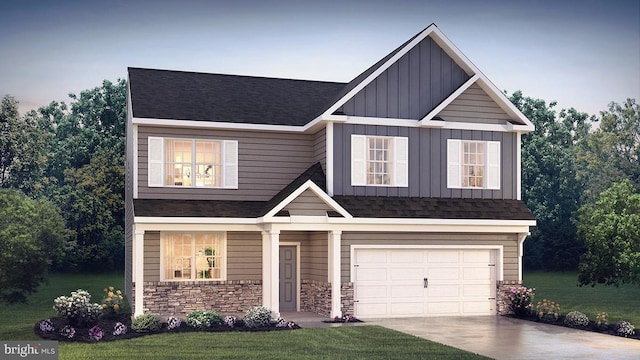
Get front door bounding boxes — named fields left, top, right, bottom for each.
left=279, top=245, right=297, bottom=311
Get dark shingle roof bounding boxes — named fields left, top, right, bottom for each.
left=128, top=67, right=346, bottom=126
left=332, top=196, right=535, bottom=220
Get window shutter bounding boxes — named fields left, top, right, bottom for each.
left=394, top=137, right=408, bottom=187
left=486, top=141, right=501, bottom=189
left=223, top=140, right=238, bottom=189
left=351, top=135, right=367, bottom=186
left=148, top=137, right=164, bottom=187
left=447, top=139, right=461, bottom=188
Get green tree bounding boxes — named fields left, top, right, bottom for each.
left=0, top=189, right=70, bottom=303
left=510, top=91, right=593, bottom=270
left=577, top=98, right=640, bottom=200
left=577, top=180, right=640, bottom=287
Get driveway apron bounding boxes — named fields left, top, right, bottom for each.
left=369, top=316, right=640, bottom=360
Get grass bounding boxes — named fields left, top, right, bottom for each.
left=523, top=271, right=640, bottom=325
left=1, top=273, right=488, bottom=360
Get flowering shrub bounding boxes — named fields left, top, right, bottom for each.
left=224, top=315, right=237, bottom=328
left=112, top=322, right=128, bottom=336
left=101, top=286, right=128, bottom=317
left=564, top=311, right=589, bottom=328
left=275, top=318, right=297, bottom=329
left=535, top=299, right=560, bottom=322
left=39, top=319, right=55, bottom=333
left=131, top=314, right=161, bottom=332
left=88, top=325, right=104, bottom=341
left=60, top=325, right=76, bottom=339
left=508, top=286, right=535, bottom=317
left=53, top=289, right=103, bottom=326
left=596, top=312, right=609, bottom=330
left=616, top=320, right=635, bottom=337
left=186, top=310, right=223, bottom=329
left=243, top=306, right=272, bottom=328
left=167, top=316, right=182, bottom=330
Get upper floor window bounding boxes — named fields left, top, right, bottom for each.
left=351, top=135, right=408, bottom=187
left=447, top=139, right=500, bottom=189
left=162, top=232, right=225, bottom=281
left=147, top=137, right=238, bottom=188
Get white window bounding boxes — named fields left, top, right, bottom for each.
left=162, top=232, right=226, bottom=281
left=351, top=135, right=408, bottom=187
left=447, top=139, right=500, bottom=189
left=148, top=137, right=238, bottom=188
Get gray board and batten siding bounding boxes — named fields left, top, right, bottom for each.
left=337, top=36, right=470, bottom=119
left=333, top=124, right=517, bottom=199
left=137, top=126, right=326, bottom=202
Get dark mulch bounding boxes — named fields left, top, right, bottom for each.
left=35, top=315, right=300, bottom=343
left=510, top=314, right=639, bottom=340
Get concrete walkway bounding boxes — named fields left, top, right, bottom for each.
left=368, top=316, right=640, bottom=360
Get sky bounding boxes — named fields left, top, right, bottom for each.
left=1, top=0, right=639, bottom=117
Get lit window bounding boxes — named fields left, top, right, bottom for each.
left=162, top=232, right=225, bottom=281
left=448, top=139, right=500, bottom=189
left=351, top=135, right=408, bottom=187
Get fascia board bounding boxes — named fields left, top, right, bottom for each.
left=132, top=117, right=306, bottom=133
left=261, top=180, right=353, bottom=220
left=318, top=25, right=438, bottom=119
left=420, top=74, right=479, bottom=123
left=475, top=76, right=535, bottom=130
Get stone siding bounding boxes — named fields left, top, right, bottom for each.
left=341, top=282, right=354, bottom=316
left=497, top=280, right=522, bottom=315
left=300, top=280, right=331, bottom=316
left=139, top=280, right=262, bottom=316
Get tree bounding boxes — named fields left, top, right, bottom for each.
left=0, top=189, right=70, bottom=303
left=577, top=99, right=640, bottom=200
left=577, top=180, right=640, bottom=287
left=509, top=91, right=593, bottom=270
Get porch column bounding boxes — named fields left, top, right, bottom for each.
left=328, top=230, right=342, bottom=318
left=517, top=233, right=529, bottom=282
left=134, top=229, right=145, bottom=317
left=262, top=230, right=280, bottom=316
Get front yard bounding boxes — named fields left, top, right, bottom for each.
left=1, top=273, right=487, bottom=360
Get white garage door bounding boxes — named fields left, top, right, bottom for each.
left=354, top=248, right=496, bottom=318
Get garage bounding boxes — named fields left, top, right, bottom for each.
left=353, top=248, right=497, bottom=318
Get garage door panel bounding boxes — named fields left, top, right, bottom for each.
left=427, top=251, right=459, bottom=263
left=356, top=251, right=388, bottom=264
left=463, top=250, right=492, bottom=262
left=391, top=267, right=423, bottom=280
left=463, top=267, right=491, bottom=280
left=391, top=284, right=423, bottom=298
left=357, top=285, right=387, bottom=298
left=463, top=301, right=492, bottom=314
left=391, top=302, right=424, bottom=315
left=427, top=301, right=460, bottom=315
left=391, top=250, right=424, bottom=263
left=463, top=284, right=491, bottom=297
left=427, top=284, right=460, bottom=298
left=356, top=268, right=387, bottom=281
left=355, top=302, right=388, bottom=317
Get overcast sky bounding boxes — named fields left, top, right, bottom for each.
left=1, top=0, right=638, bottom=117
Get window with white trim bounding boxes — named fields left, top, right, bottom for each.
left=162, top=232, right=225, bottom=281
left=447, top=139, right=500, bottom=189
left=351, top=135, right=408, bottom=187
left=147, top=137, right=238, bottom=188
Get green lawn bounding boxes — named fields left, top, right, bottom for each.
left=523, top=271, right=640, bottom=325
left=1, top=273, right=488, bottom=360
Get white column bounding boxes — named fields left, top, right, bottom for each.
left=134, top=229, right=145, bottom=317
left=328, top=230, right=342, bottom=318
left=517, top=233, right=529, bottom=282
left=262, top=230, right=280, bottom=316
left=326, top=121, right=334, bottom=196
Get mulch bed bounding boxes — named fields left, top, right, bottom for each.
left=510, top=314, right=639, bottom=340
left=35, top=314, right=300, bottom=343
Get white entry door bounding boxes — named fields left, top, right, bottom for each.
left=354, top=248, right=496, bottom=318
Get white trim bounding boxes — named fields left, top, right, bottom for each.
left=134, top=217, right=258, bottom=225
left=133, top=117, right=307, bottom=133
left=260, top=179, right=353, bottom=220
left=420, top=74, right=479, bottom=123
left=350, top=244, right=504, bottom=283
left=343, top=116, right=420, bottom=128
left=280, top=241, right=301, bottom=312
left=133, top=229, right=145, bottom=317
left=328, top=230, right=342, bottom=318
left=326, top=122, right=334, bottom=196
left=262, top=230, right=280, bottom=316
left=516, top=132, right=522, bottom=200
left=517, top=233, right=529, bottom=282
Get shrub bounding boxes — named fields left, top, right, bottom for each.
left=100, top=286, right=129, bottom=317
left=131, top=314, right=161, bottom=332
left=224, top=315, right=237, bottom=328
left=596, top=312, right=609, bottom=330
left=186, top=310, right=223, bottom=329
left=616, top=320, right=635, bottom=338
left=564, top=311, right=589, bottom=328
left=535, top=299, right=560, bottom=322
left=60, top=325, right=76, bottom=339
left=112, top=322, right=128, bottom=336
left=167, top=316, right=182, bottom=330
left=88, top=325, right=103, bottom=341
left=243, top=306, right=273, bottom=328
left=507, top=286, right=535, bottom=317
left=53, top=289, right=103, bottom=326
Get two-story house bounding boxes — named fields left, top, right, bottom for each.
left=125, top=23, right=536, bottom=320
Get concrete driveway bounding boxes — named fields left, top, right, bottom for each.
left=369, top=316, right=640, bottom=360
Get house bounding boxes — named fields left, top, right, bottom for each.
left=124, top=23, right=536, bottom=319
